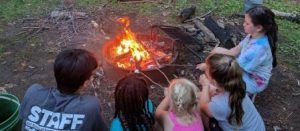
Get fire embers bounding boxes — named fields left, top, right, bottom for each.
left=115, top=17, right=150, bottom=64
left=102, top=17, right=176, bottom=71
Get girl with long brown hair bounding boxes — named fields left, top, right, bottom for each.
left=202, top=6, right=278, bottom=95
left=199, top=54, right=265, bottom=131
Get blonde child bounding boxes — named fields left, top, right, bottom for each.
left=155, top=78, right=204, bottom=131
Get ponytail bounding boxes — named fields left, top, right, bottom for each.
left=265, top=9, right=278, bottom=68
left=207, top=54, right=246, bottom=125
left=225, top=77, right=246, bottom=125
left=247, top=6, right=278, bottom=68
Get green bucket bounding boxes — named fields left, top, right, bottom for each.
left=0, top=93, right=20, bottom=131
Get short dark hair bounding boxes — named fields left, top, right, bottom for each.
left=54, top=49, right=98, bottom=94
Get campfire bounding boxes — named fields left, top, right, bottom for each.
left=102, top=17, right=177, bottom=71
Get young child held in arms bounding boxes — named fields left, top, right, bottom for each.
left=110, top=73, right=155, bottom=131
left=199, top=54, right=265, bottom=131
left=200, top=6, right=278, bottom=95
left=20, top=49, right=107, bottom=131
left=155, top=78, right=204, bottom=131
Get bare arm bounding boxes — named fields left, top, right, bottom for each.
left=155, top=96, right=170, bottom=126
left=198, top=75, right=213, bottom=117
left=211, top=44, right=241, bottom=57
left=196, top=63, right=207, bottom=71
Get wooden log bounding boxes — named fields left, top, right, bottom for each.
left=204, top=16, right=234, bottom=49
left=184, top=7, right=217, bottom=23
left=179, top=6, right=196, bottom=23
left=193, top=19, right=219, bottom=44
left=50, top=11, right=87, bottom=19
left=272, top=9, right=300, bottom=23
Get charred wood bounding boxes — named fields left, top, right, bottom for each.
left=179, top=6, right=196, bottom=23
left=193, top=19, right=219, bottom=44
left=204, top=16, right=234, bottom=49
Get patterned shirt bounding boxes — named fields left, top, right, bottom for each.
left=237, top=35, right=273, bottom=94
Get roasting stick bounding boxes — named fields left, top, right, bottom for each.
left=154, top=65, right=171, bottom=83
left=143, top=41, right=171, bottom=84
left=129, top=57, right=166, bottom=88
left=140, top=72, right=165, bottom=89
left=161, top=64, right=195, bottom=67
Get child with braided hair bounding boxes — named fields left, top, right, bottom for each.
left=110, top=73, right=155, bottom=131
left=155, top=78, right=204, bottom=131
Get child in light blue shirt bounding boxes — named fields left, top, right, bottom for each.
left=208, top=6, right=278, bottom=95
left=199, top=54, right=265, bottom=131
left=237, top=34, right=272, bottom=93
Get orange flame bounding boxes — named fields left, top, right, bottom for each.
left=114, top=17, right=150, bottom=68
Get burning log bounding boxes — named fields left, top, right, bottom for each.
left=204, top=16, right=234, bottom=49
left=102, top=16, right=178, bottom=72
left=115, top=52, right=132, bottom=60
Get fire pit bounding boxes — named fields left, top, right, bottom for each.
left=101, top=17, right=178, bottom=83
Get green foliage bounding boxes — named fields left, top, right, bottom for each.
left=77, top=0, right=108, bottom=7
left=175, top=0, right=188, bottom=9
left=110, top=2, right=159, bottom=16
left=0, top=0, right=299, bottom=67
left=138, top=3, right=157, bottom=15
left=195, top=0, right=242, bottom=16
left=277, top=19, right=300, bottom=57
left=0, top=0, right=59, bottom=21
left=265, top=0, right=300, bottom=12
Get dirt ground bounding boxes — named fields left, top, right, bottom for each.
left=0, top=5, right=299, bottom=131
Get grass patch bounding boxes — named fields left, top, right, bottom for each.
left=77, top=0, right=109, bottom=7
left=277, top=19, right=300, bottom=56
left=0, top=0, right=299, bottom=68
left=265, top=1, right=300, bottom=68
left=194, top=0, right=242, bottom=16
left=110, top=2, right=160, bottom=16
left=0, top=0, right=60, bottom=21
left=265, top=0, right=300, bottom=12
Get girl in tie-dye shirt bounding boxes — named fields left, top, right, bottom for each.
left=206, top=6, right=278, bottom=95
